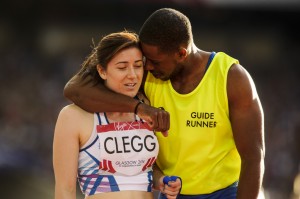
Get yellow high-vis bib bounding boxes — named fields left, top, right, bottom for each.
left=144, top=52, right=241, bottom=194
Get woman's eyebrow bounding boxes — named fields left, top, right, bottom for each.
left=115, top=59, right=143, bottom=65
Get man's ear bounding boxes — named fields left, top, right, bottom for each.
left=97, top=64, right=107, bottom=80
left=177, top=47, right=187, bottom=60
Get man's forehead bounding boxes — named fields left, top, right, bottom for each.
left=141, top=43, right=159, bottom=52
left=141, top=43, right=165, bottom=60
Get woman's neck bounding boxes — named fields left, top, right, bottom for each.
left=105, top=112, right=136, bottom=123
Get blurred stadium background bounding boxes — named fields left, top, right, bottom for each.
left=0, top=0, right=299, bottom=198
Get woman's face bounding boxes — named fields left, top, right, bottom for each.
left=98, top=47, right=144, bottom=98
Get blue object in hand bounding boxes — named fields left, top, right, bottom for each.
left=163, top=175, right=178, bottom=185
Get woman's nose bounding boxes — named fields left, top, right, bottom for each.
left=127, top=67, right=137, bottom=78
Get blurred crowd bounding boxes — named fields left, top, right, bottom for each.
left=0, top=2, right=299, bottom=199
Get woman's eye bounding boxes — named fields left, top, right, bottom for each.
left=135, top=63, right=143, bottom=68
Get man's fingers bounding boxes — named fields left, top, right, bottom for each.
left=155, top=108, right=170, bottom=132
left=161, top=131, right=169, bottom=137
left=137, top=104, right=170, bottom=132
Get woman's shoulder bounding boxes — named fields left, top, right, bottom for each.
left=56, top=104, right=94, bottom=135
left=59, top=103, right=93, bottom=119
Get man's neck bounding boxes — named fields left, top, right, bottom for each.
left=171, top=47, right=210, bottom=94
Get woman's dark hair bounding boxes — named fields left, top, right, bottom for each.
left=77, top=30, right=140, bottom=85
left=139, top=8, right=193, bottom=53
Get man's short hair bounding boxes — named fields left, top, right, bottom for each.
left=139, top=8, right=193, bottom=53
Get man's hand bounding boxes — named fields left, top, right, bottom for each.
left=136, top=103, right=170, bottom=136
